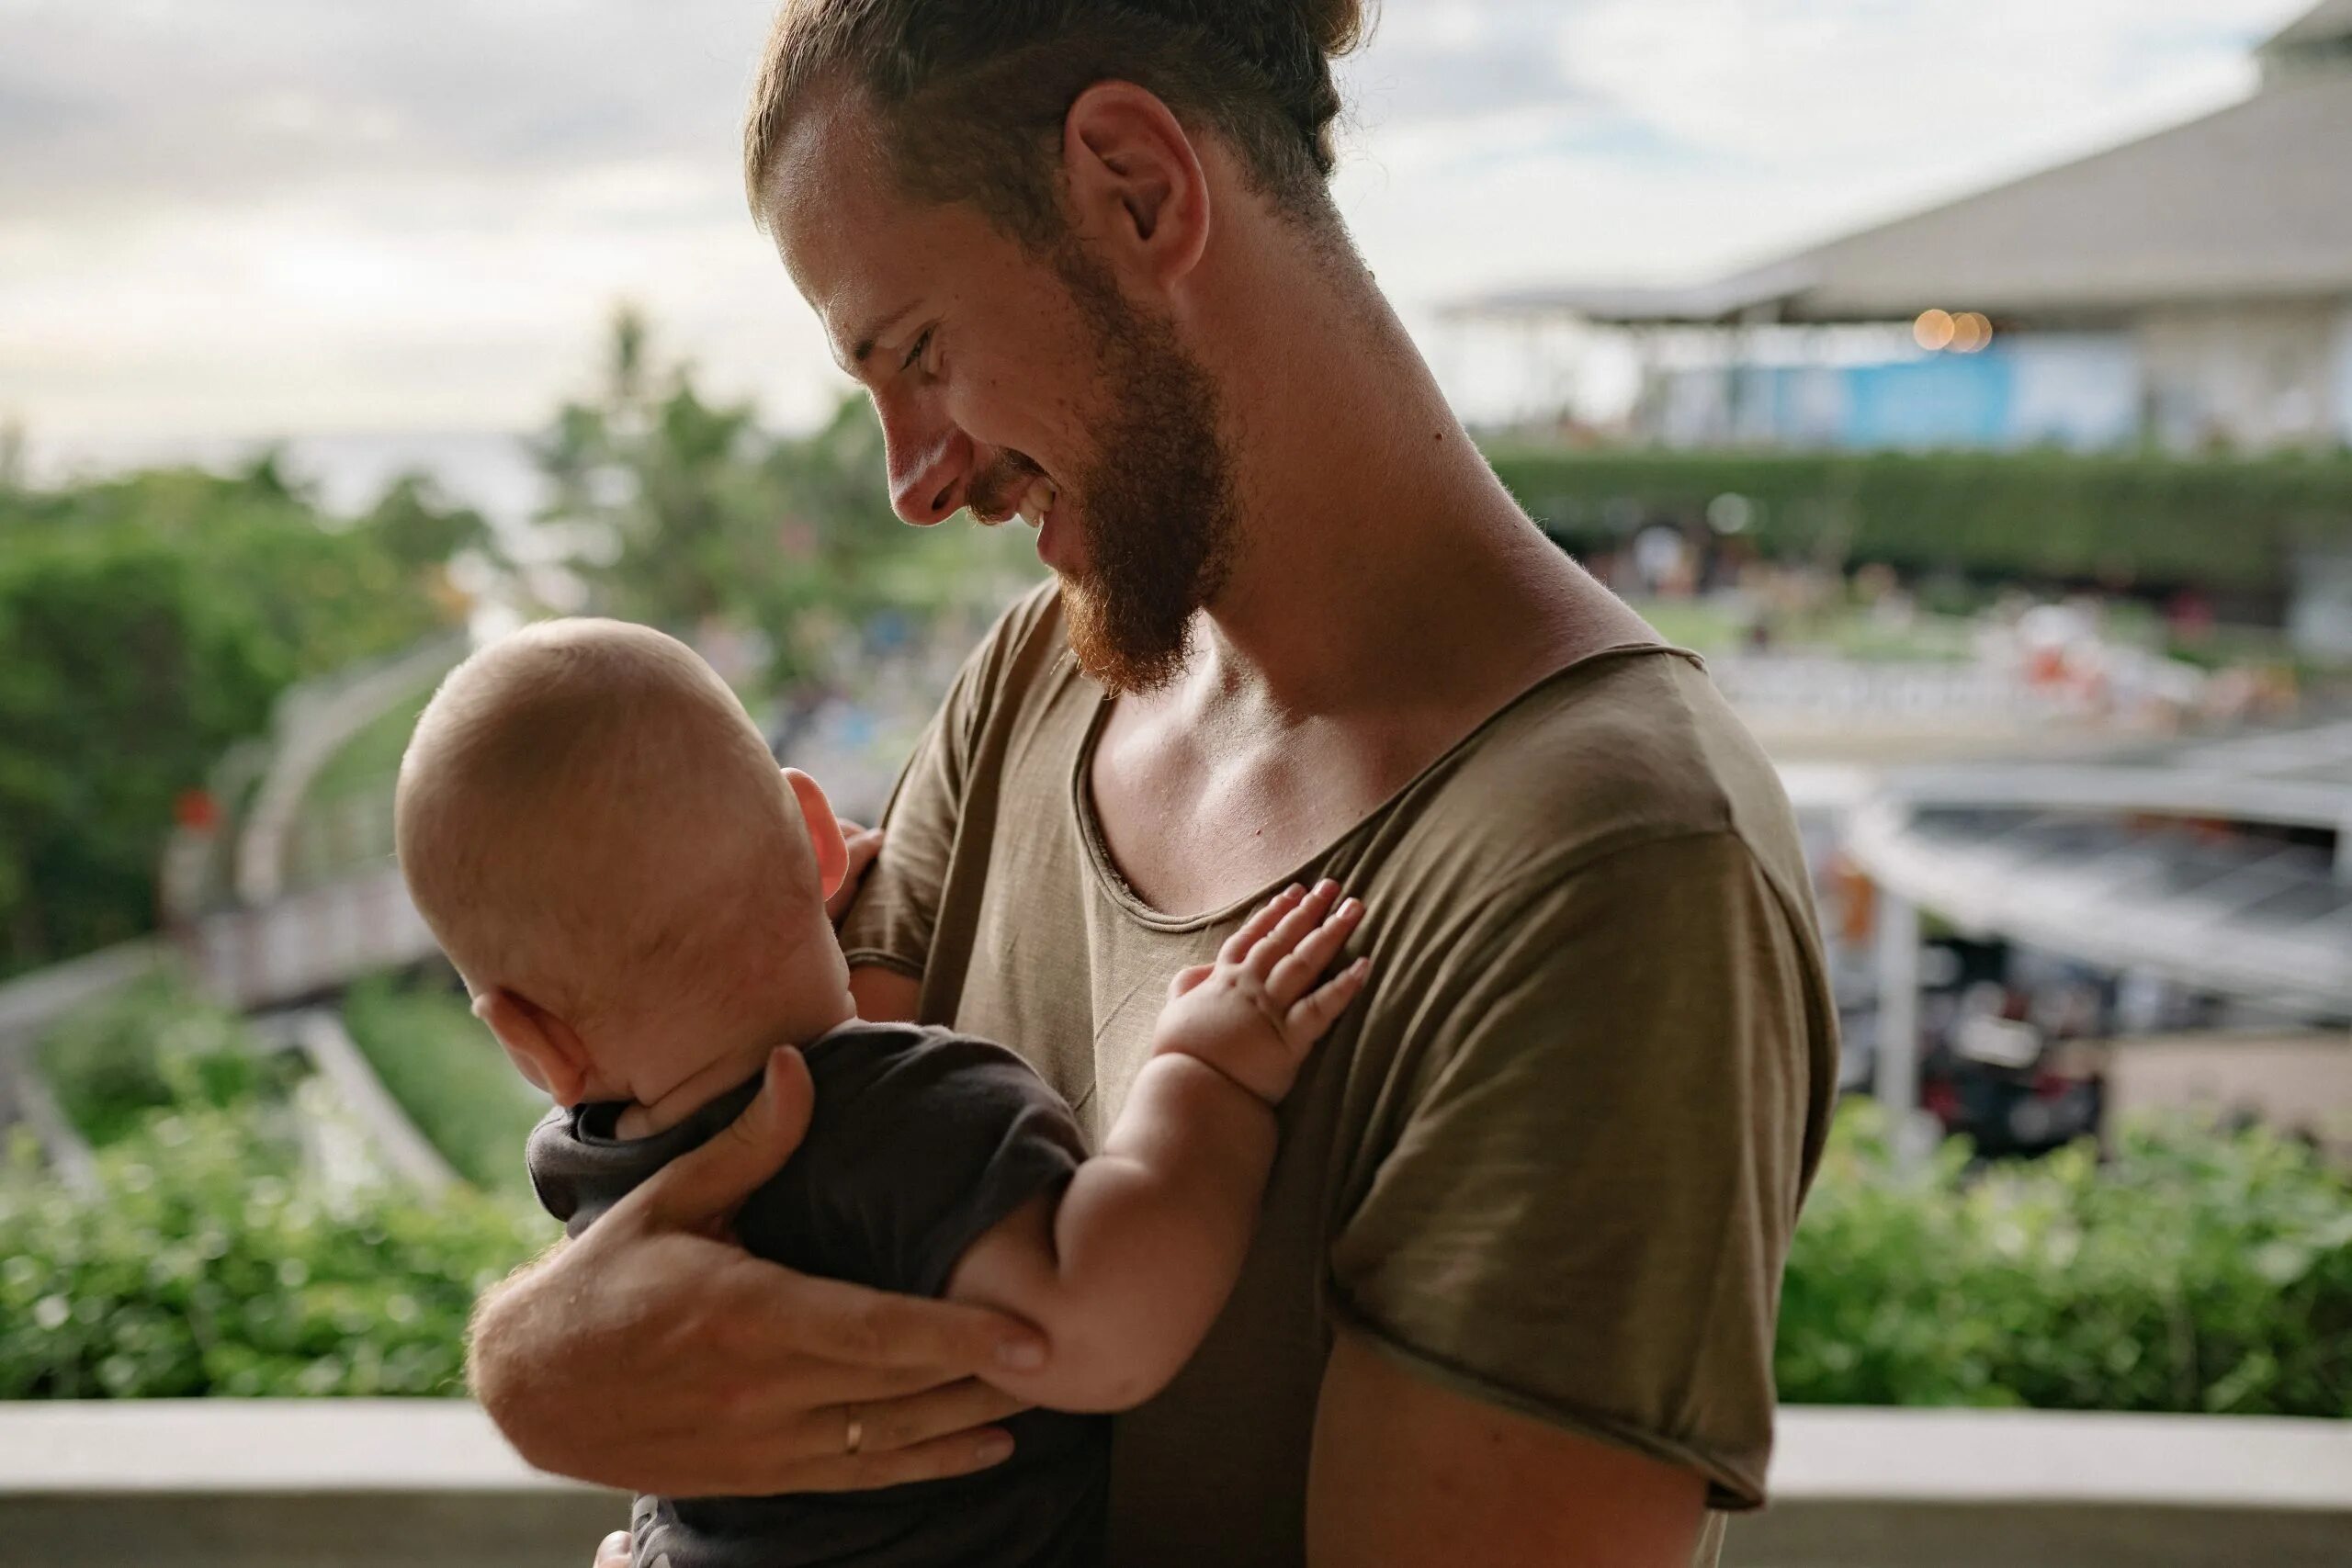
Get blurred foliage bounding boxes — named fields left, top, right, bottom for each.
left=1778, top=1104, right=2352, bottom=1416
left=4, top=970, right=549, bottom=1398
left=0, top=1103, right=548, bottom=1399
left=528, top=305, right=1040, bottom=695
left=4, top=1080, right=2346, bottom=1411
left=0, top=458, right=487, bottom=977
left=36, top=974, right=300, bottom=1148
left=1487, top=446, right=2352, bottom=599
left=342, top=975, right=546, bottom=1198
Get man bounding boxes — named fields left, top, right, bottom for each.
left=469, top=6, right=1838, bottom=1565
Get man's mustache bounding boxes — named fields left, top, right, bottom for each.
left=966, top=452, right=1046, bottom=523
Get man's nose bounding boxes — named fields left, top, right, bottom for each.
left=885, top=419, right=974, bottom=527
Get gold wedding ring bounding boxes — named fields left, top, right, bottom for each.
left=843, top=1406, right=865, bottom=1456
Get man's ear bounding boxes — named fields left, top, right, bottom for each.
left=1062, top=80, right=1211, bottom=293
left=474, top=988, right=594, bottom=1106
left=783, top=766, right=850, bottom=898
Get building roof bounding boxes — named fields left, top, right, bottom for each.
left=2263, top=0, right=2352, bottom=55
left=1452, top=6, right=2352, bottom=326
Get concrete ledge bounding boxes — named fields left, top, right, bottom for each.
left=1732, top=1407, right=2352, bottom=1568
left=0, top=1400, right=578, bottom=1495
left=2, top=1402, right=2348, bottom=1568
left=1764, top=1405, right=2352, bottom=1512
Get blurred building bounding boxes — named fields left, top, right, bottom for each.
left=1452, top=1, right=2352, bottom=457
left=1839, top=717, right=2352, bottom=1154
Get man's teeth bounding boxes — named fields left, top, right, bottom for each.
left=1015, top=478, right=1057, bottom=529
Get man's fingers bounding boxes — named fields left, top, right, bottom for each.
left=1287, top=956, right=1372, bottom=1041
left=594, top=1531, right=630, bottom=1568
left=779, top=1427, right=1021, bottom=1495
left=1219, top=883, right=1304, bottom=964
left=1264, top=897, right=1363, bottom=1005
left=800, top=1377, right=1029, bottom=1459
left=782, top=1269, right=1047, bottom=1375
left=1245, top=880, right=1340, bottom=978
left=827, top=824, right=884, bottom=920
left=629, top=1046, right=815, bottom=1232
left=757, top=1350, right=989, bottom=1409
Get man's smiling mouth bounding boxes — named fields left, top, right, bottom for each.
left=1014, top=476, right=1057, bottom=530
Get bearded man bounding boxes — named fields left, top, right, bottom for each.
left=469, top=6, right=1838, bottom=1565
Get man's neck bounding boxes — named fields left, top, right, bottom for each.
left=1172, top=258, right=1652, bottom=730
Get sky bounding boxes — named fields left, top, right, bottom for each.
left=0, top=0, right=2319, bottom=461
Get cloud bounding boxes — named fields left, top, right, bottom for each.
left=0, top=0, right=769, bottom=218
left=0, top=0, right=2324, bottom=445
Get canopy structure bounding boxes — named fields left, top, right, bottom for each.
left=1849, top=720, right=2352, bottom=1022
left=1449, top=3, right=2352, bottom=329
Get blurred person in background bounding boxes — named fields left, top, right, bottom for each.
left=466, top=5, right=1839, bottom=1566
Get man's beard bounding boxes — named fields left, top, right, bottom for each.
left=980, top=244, right=1237, bottom=696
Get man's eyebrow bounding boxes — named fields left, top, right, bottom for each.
left=843, top=300, right=920, bottom=372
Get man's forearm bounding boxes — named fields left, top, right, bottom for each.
left=465, top=1243, right=568, bottom=1459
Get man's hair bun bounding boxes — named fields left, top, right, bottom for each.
left=746, top=0, right=1378, bottom=240
left=1301, top=0, right=1372, bottom=58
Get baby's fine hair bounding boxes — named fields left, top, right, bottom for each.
left=394, top=618, right=814, bottom=1028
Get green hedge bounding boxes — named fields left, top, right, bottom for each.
left=1483, top=447, right=2352, bottom=597
left=0, top=1108, right=549, bottom=1399
left=37, top=975, right=301, bottom=1148
left=4, top=1092, right=2345, bottom=1411
left=1778, top=1107, right=2352, bottom=1415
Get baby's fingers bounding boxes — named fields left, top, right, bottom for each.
left=1285, top=956, right=1372, bottom=1043
left=1219, top=884, right=1306, bottom=965
left=1244, top=881, right=1341, bottom=979
left=1166, top=963, right=1215, bottom=1002
left=1264, top=897, right=1364, bottom=1006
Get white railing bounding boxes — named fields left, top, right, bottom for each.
left=2, top=1403, right=2346, bottom=1568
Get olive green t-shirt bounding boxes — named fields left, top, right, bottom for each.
left=838, top=582, right=1838, bottom=1568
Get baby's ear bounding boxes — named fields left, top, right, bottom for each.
left=476, top=988, right=592, bottom=1105
left=782, top=767, right=849, bottom=898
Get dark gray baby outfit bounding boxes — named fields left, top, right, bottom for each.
left=526, top=1020, right=1109, bottom=1568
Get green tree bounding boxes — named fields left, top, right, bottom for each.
left=0, top=458, right=485, bottom=976
left=531, top=306, right=1038, bottom=694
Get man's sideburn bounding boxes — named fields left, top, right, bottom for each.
left=1048, top=241, right=1239, bottom=696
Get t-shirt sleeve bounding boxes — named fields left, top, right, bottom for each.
left=1327, top=829, right=1828, bottom=1511
left=740, top=1031, right=1090, bottom=1300
left=836, top=583, right=1059, bottom=982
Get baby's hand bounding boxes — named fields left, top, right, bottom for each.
left=1150, top=881, right=1369, bottom=1105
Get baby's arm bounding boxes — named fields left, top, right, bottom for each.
left=944, top=881, right=1368, bottom=1412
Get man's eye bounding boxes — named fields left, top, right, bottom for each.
left=901, top=329, right=933, bottom=372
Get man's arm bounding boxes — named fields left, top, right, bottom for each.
left=1306, top=1331, right=1705, bottom=1568
left=469, top=1047, right=1047, bottom=1497
left=946, top=884, right=1367, bottom=1412
left=1312, top=829, right=1834, bottom=1560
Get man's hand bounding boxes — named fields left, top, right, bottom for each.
left=1151, top=880, right=1368, bottom=1103
left=469, top=1046, right=1048, bottom=1501
left=827, top=818, right=884, bottom=925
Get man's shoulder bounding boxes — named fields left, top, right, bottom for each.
left=1387, top=645, right=1804, bottom=900
left=967, top=576, right=1070, bottom=692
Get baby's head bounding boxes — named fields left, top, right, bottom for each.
left=395, top=618, right=853, bottom=1112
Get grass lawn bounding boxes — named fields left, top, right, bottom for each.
left=342, top=975, right=548, bottom=1197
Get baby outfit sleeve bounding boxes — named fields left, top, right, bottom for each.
left=738, top=1026, right=1089, bottom=1299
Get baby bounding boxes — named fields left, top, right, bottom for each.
left=393, top=618, right=1368, bottom=1568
